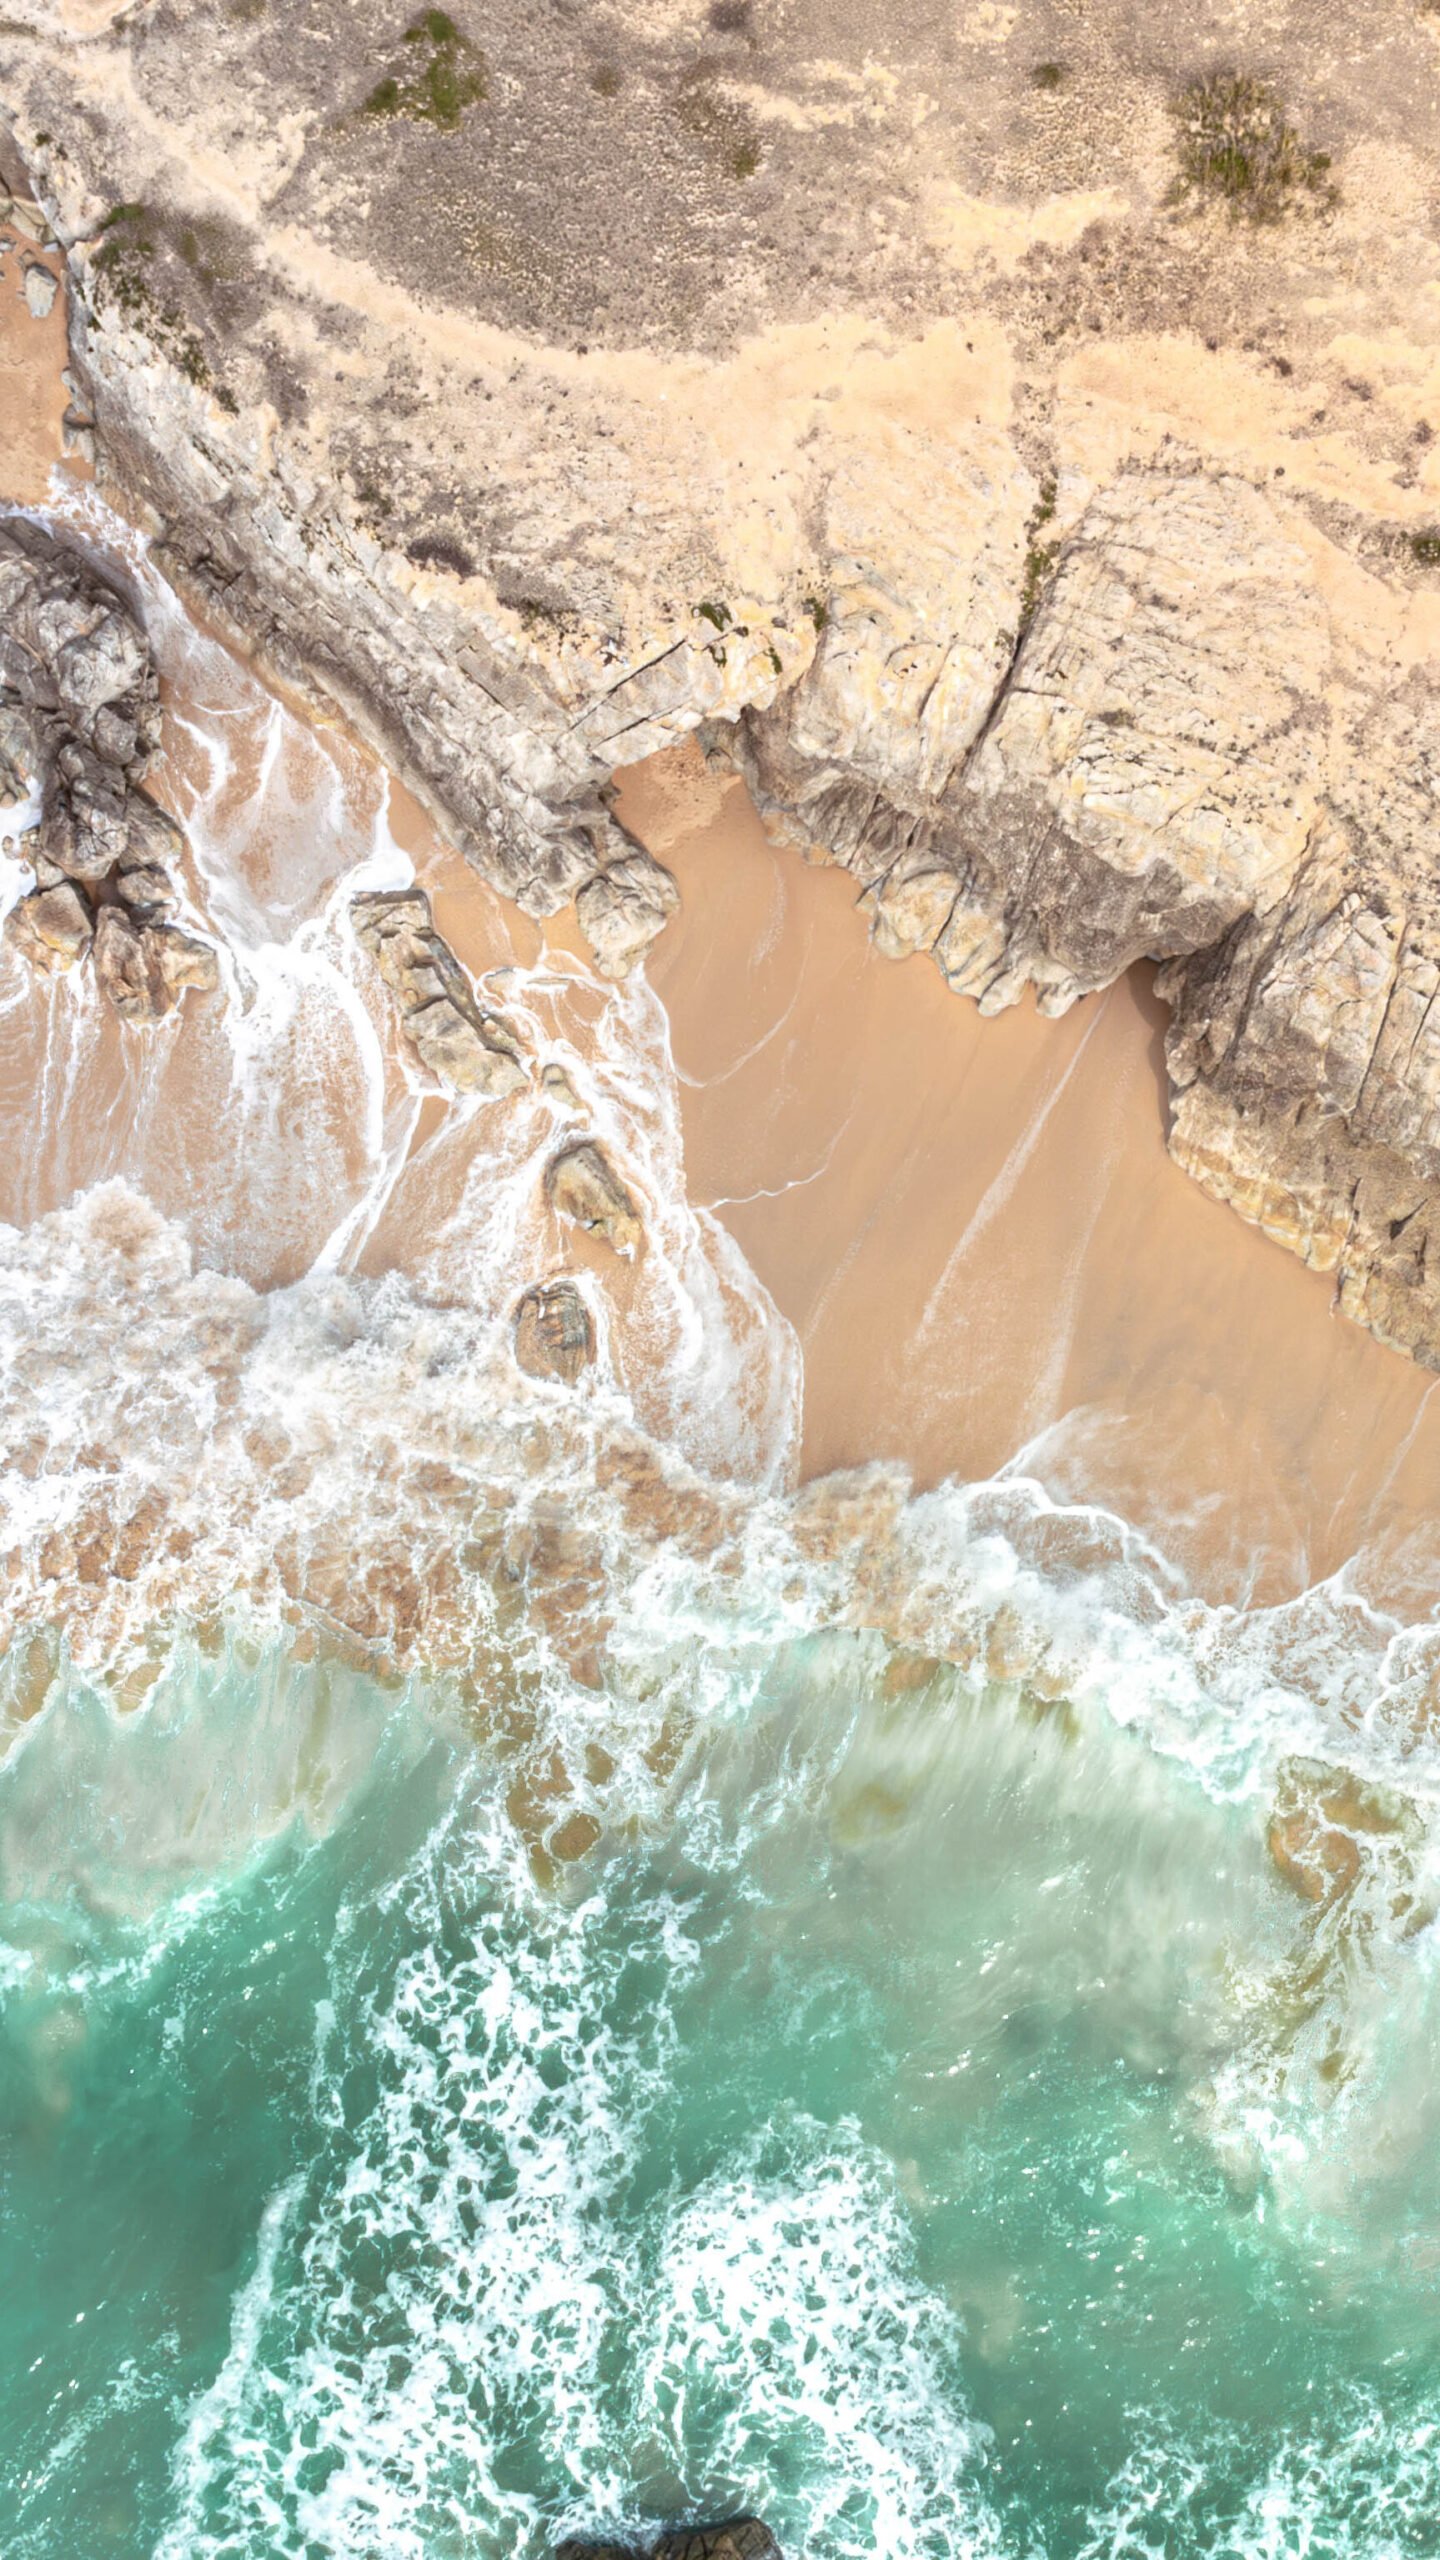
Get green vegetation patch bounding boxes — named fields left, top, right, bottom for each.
left=364, top=11, right=487, bottom=130
left=1019, top=475, right=1059, bottom=632
left=1168, top=72, right=1336, bottom=223
left=1409, top=530, right=1440, bottom=568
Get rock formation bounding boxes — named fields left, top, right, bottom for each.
left=514, top=1279, right=595, bottom=1386
left=556, top=2522, right=781, bottom=2560
left=11, top=3, right=1440, bottom=1358
left=350, top=887, right=527, bottom=1096
left=545, top=1143, right=643, bottom=1257
left=0, top=516, right=217, bottom=1020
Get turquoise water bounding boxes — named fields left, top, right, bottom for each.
left=7, top=1625, right=1440, bottom=2560
left=6, top=490, right=1440, bottom=2560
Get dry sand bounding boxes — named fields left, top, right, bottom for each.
left=623, top=745, right=1440, bottom=1612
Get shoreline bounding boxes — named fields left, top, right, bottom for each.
left=622, top=746, right=1440, bottom=1614
left=1, top=257, right=1438, bottom=1625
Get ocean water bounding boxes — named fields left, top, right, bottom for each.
left=6, top=495, right=1440, bottom=2558
left=7, top=1622, right=1440, bottom=2560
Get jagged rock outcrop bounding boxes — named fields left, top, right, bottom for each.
left=557, top=2522, right=781, bottom=2560
left=351, top=887, right=527, bottom=1097
left=574, top=850, right=680, bottom=981
left=545, top=1142, right=642, bottom=1257
left=0, top=516, right=217, bottom=1019
left=735, top=472, right=1331, bottom=1016
left=1159, top=681, right=1440, bottom=1363
left=514, top=1279, right=595, bottom=1385
left=12, top=0, right=1440, bottom=1363
left=7, top=876, right=91, bottom=972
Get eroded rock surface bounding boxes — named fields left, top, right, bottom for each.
left=545, top=1142, right=642, bottom=1256
left=556, top=2523, right=781, bottom=2560
left=7, top=876, right=91, bottom=972
left=575, top=847, right=680, bottom=981
left=13, top=1, right=1440, bottom=1358
left=0, top=518, right=216, bottom=1020
left=351, top=887, right=527, bottom=1097
left=514, top=1279, right=595, bottom=1385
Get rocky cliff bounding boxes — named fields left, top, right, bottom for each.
left=6, top=0, right=1440, bottom=1361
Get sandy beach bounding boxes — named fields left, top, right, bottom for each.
left=4, top=252, right=1439, bottom=1619
left=0, top=220, right=68, bottom=502
left=624, top=747, right=1440, bottom=1612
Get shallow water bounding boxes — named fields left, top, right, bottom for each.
left=6, top=493, right=1440, bottom=2558
left=8, top=1634, right=1440, bottom=2559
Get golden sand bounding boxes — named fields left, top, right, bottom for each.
left=0, top=227, right=69, bottom=502
left=622, top=745, right=1440, bottom=1611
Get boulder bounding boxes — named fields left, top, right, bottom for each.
left=575, top=848, right=680, bottom=979
left=114, top=860, right=179, bottom=918
left=93, top=906, right=218, bottom=1021
left=5, top=879, right=92, bottom=974
left=540, top=1060, right=583, bottom=1114
left=0, top=697, right=40, bottom=799
left=153, top=925, right=220, bottom=1001
left=352, top=886, right=528, bottom=1097
left=514, top=1279, right=595, bottom=1384
left=652, top=2528, right=782, bottom=2560
left=555, top=2525, right=781, bottom=2560
left=22, top=262, right=56, bottom=319
left=39, top=744, right=132, bottom=880
left=545, top=1141, right=642, bottom=1255
left=93, top=903, right=159, bottom=1020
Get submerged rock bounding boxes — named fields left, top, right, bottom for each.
left=545, top=1140, right=642, bottom=1255
left=351, top=887, right=527, bottom=1098
left=5, top=878, right=92, bottom=974
left=556, top=2524, right=781, bottom=2560
left=514, top=1279, right=595, bottom=1385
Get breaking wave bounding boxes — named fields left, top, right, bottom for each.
left=4, top=492, right=1440, bottom=2558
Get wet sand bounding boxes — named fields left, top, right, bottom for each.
left=624, top=747, right=1440, bottom=1612
left=0, top=225, right=69, bottom=500
left=3, top=248, right=1438, bottom=1614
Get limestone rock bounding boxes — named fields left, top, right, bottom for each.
left=39, top=743, right=131, bottom=879
left=0, top=523, right=208, bottom=1011
left=859, top=843, right=964, bottom=962
left=1158, top=684, right=1440, bottom=1367
left=514, top=1280, right=596, bottom=1384
left=545, top=1142, right=642, bottom=1255
left=22, top=261, right=56, bottom=319
left=93, top=905, right=157, bottom=1021
left=0, top=521, right=158, bottom=771
left=540, top=1060, right=583, bottom=1115
left=114, top=860, right=179, bottom=919
left=17, top=14, right=1440, bottom=1373
left=0, top=698, right=40, bottom=799
left=93, top=905, right=217, bottom=1022
left=575, top=847, right=680, bottom=979
left=154, top=925, right=220, bottom=1001
left=5, top=879, right=92, bottom=974
left=352, top=888, right=527, bottom=1098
